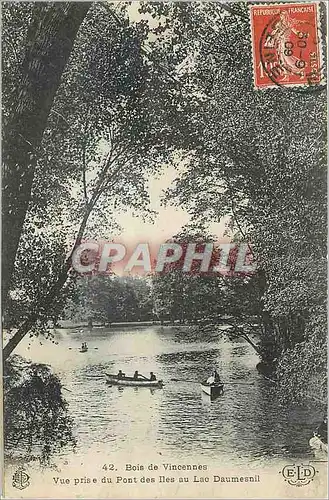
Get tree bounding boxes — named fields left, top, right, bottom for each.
left=154, top=2, right=327, bottom=401
left=3, top=3, right=195, bottom=359
left=65, top=275, right=154, bottom=325
left=2, top=2, right=91, bottom=307
left=152, top=227, right=225, bottom=324
left=4, top=355, right=76, bottom=464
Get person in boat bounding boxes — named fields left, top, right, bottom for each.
left=206, top=370, right=221, bottom=385
left=149, top=372, right=156, bottom=381
left=206, top=374, right=215, bottom=384
left=117, top=370, right=124, bottom=379
left=133, top=370, right=139, bottom=380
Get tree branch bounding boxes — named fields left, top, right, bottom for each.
left=3, top=145, right=141, bottom=360
left=82, top=140, right=88, bottom=204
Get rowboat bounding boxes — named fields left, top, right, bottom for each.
left=106, top=374, right=164, bottom=388
left=201, top=380, right=224, bottom=399
left=79, top=346, right=88, bottom=353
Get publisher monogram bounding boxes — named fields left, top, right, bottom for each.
left=12, top=468, right=30, bottom=490
left=280, top=464, right=318, bottom=487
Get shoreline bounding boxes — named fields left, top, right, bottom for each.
left=56, top=320, right=179, bottom=330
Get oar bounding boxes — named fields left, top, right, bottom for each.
left=222, top=382, right=255, bottom=385
left=171, top=378, right=254, bottom=385
left=68, top=347, right=98, bottom=350
left=171, top=378, right=196, bottom=382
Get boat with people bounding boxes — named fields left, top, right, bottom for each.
left=201, top=381, right=224, bottom=399
left=79, top=342, right=88, bottom=353
left=201, top=369, right=224, bottom=399
left=106, top=370, right=163, bottom=388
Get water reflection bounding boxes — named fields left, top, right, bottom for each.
left=12, top=325, right=325, bottom=466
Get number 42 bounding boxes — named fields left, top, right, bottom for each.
left=102, top=464, right=115, bottom=471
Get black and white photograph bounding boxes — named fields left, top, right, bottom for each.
left=2, top=1, right=328, bottom=498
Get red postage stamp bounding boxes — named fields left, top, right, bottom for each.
left=250, top=3, right=323, bottom=89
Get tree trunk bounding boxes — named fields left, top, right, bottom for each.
left=3, top=114, right=129, bottom=359
left=2, top=1, right=90, bottom=308
left=240, top=332, right=261, bottom=356
left=3, top=261, right=71, bottom=361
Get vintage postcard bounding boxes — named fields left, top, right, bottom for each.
left=1, top=0, right=328, bottom=498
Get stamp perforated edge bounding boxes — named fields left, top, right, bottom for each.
left=248, top=1, right=327, bottom=91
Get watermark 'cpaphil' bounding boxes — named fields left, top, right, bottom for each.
left=71, top=241, right=256, bottom=277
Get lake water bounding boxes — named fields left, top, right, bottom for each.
left=13, top=325, right=323, bottom=467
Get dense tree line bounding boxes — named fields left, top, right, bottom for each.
left=64, top=275, right=154, bottom=324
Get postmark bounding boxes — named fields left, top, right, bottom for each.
left=249, top=2, right=324, bottom=90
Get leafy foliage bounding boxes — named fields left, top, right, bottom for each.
left=152, top=227, right=225, bottom=323
left=3, top=2, right=197, bottom=357
left=277, top=307, right=327, bottom=405
left=4, top=355, right=76, bottom=464
left=152, top=2, right=327, bottom=403
left=65, top=275, right=154, bottom=324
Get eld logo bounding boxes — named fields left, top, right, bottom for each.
left=280, top=464, right=318, bottom=486
left=12, top=468, right=30, bottom=490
